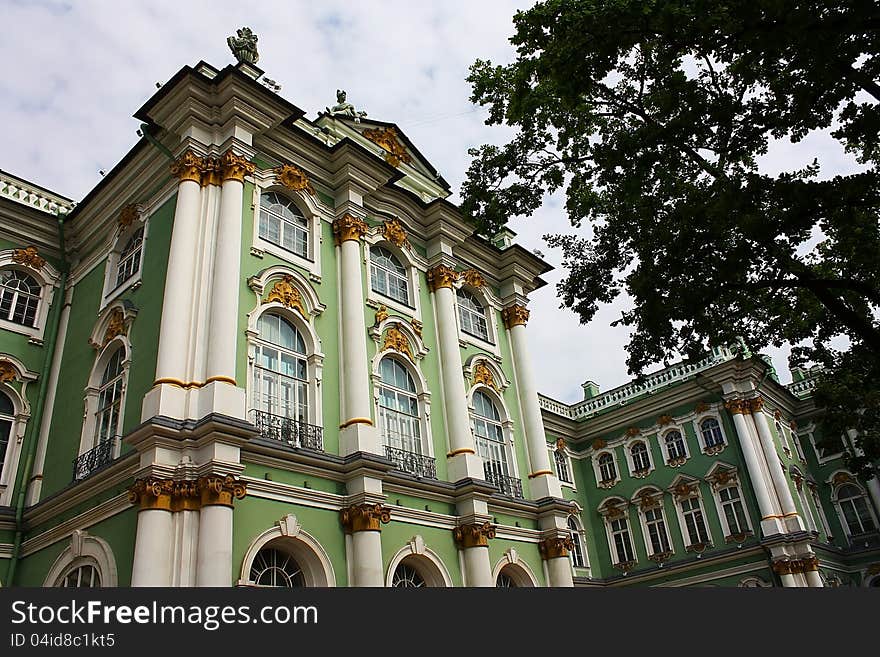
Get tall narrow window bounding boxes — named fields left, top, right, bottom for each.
left=644, top=506, right=671, bottom=555
left=700, top=418, right=724, bottom=448
left=95, top=348, right=124, bottom=445
left=252, top=314, right=308, bottom=423
left=457, top=289, right=489, bottom=341
left=630, top=441, right=650, bottom=473
left=259, top=192, right=309, bottom=258
left=0, top=392, right=13, bottom=478
left=598, top=452, right=616, bottom=483
left=664, top=430, right=686, bottom=462
left=378, top=358, right=421, bottom=454
left=115, top=227, right=144, bottom=288
left=775, top=419, right=792, bottom=458
left=719, top=486, right=750, bottom=536
left=837, top=484, right=877, bottom=536
left=0, top=270, right=40, bottom=327
left=610, top=516, right=635, bottom=564
left=681, top=496, right=711, bottom=546
left=568, top=516, right=586, bottom=568
left=370, top=246, right=409, bottom=305
left=473, top=391, right=520, bottom=497
left=555, top=449, right=572, bottom=483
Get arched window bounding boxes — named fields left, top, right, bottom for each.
left=700, top=418, right=724, bottom=448
left=378, top=357, right=421, bottom=455
left=259, top=192, right=309, bottom=258
left=58, top=564, right=100, bottom=588
left=95, top=348, right=124, bottom=445
left=495, top=570, right=517, bottom=587
left=392, top=562, right=426, bottom=588
left=568, top=516, right=586, bottom=568
left=457, top=289, right=489, bottom=341
left=630, top=441, right=650, bottom=472
left=775, top=419, right=792, bottom=457
left=0, top=269, right=40, bottom=327
left=370, top=246, right=409, bottom=305
left=249, top=547, right=305, bottom=587
left=0, top=392, right=13, bottom=479
left=664, top=430, right=686, bottom=462
left=472, top=390, right=519, bottom=497
left=115, top=227, right=144, bottom=288
left=598, top=452, right=616, bottom=483
left=252, top=313, right=308, bottom=423
left=837, top=484, right=877, bottom=537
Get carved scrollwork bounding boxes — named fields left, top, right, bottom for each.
left=264, top=275, right=307, bottom=316
left=453, top=521, right=496, bottom=549
left=339, top=504, right=391, bottom=533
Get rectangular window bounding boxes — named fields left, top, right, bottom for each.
left=555, top=450, right=572, bottom=484
left=681, top=497, right=710, bottom=545
left=644, top=507, right=671, bottom=555
left=610, top=517, right=635, bottom=563
left=719, top=487, right=748, bottom=535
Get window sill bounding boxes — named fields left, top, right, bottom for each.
left=666, top=455, right=688, bottom=467
left=102, top=276, right=141, bottom=309
left=366, top=295, right=419, bottom=322
left=597, top=478, right=618, bottom=489
left=630, top=468, right=652, bottom=479
left=702, top=443, right=726, bottom=456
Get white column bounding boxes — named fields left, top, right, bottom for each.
left=546, top=556, right=575, bottom=587
left=341, top=504, right=387, bottom=586
left=129, top=479, right=175, bottom=587
left=804, top=568, right=824, bottom=587
left=726, top=400, right=783, bottom=537
left=334, top=215, right=380, bottom=455
left=455, top=522, right=494, bottom=587
left=429, top=265, right=483, bottom=481
left=194, top=476, right=244, bottom=587
left=779, top=572, right=799, bottom=587
left=751, top=398, right=803, bottom=532
left=504, top=305, right=561, bottom=499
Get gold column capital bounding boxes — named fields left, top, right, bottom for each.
left=170, top=150, right=206, bottom=183
left=426, top=264, right=459, bottom=291
left=724, top=399, right=751, bottom=415
left=197, top=475, right=247, bottom=508
left=220, top=150, right=256, bottom=183
left=200, top=157, right=223, bottom=187
left=332, top=214, right=369, bottom=245
left=801, top=555, right=820, bottom=572
left=453, top=521, right=496, bottom=549
left=128, top=477, right=176, bottom=511
left=171, top=480, right=201, bottom=512
left=339, top=503, right=391, bottom=533
left=749, top=397, right=765, bottom=413
left=502, top=304, right=530, bottom=329
left=539, top=536, right=574, bottom=560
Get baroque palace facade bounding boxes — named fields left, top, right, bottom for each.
left=1, top=42, right=879, bottom=588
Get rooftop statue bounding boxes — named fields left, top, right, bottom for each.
left=328, top=89, right=367, bottom=122
left=228, top=27, right=259, bottom=65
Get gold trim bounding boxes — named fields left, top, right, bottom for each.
left=220, top=150, right=256, bottom=183
left=204, top=375, right=237, bottom=386
left=528, top=469, right=554, bottom=479
left=340, top=503, right=391, bottom=533
left=453, top=522, right=495, bottom=549
left=197, top=475, right=247, bottom=508
left=339, top=417, right=373, bottom=429
left=128, top=478, right=175, bottom=512
left=472, top=361, right=497, bottom=390
left=501, top=304, right=530, bottom=329
left=426, top=264, right=458, bottom=291
left=332, top=214, right=369, bottom=245
left=117, top=203, right=143, bottom=229
left=153, top=377, right=189, bottom=389
left=0, top=361, right=18, bottom=383
left=459, top=268, right=486, bottom=289
left=170, top=151, right=205, bottom=183
left=539, top=536, right=574, bottom=560
left=749, top=397, right=765, bottom=413
left=200, top=158, right=223, bottom=187
left=381, top=218, right=409, bottom=248
left=171, top=480, right=201, bottom=512
left=724, top=399, right=751, bottom=415
left=446, top=447, right=475, bottom=457
left=264, top=275, right=307, bottom=316
left=273, top=163, right=316, bottom=195
left=11, top=246, right=46, bottom=270
left=362, top=127, right=412, bottom=167
left=382, top=325, right=413, bottom=359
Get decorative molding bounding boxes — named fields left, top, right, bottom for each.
left=382, top=324, right=413, bottom=359
left=117, top=204, right=144, bottom=229
left=198, top=475, right=247, bottom=508
left=625, top=427, right=640, bottom=438
left=100, top=308, right=126, bottom=349
left=11, top=246, right=46, bottom=270
left=411, top=319, right=423, bottom=338
left=426, top=264, right=458, bottom=291
left=749, top=397, right=765, bottom=413
left=273, top=163, right=316, bottom=195
left=169, top=150, right=205, bottom=183
left=220, top=150, right=256, bottom=183
left=362, top=127, right=412, bottom=167
left=374, top=305, right=389, bottom=326
left=0, top=360, right=17, bottom=383
left=453, top=521, right=496, bottom=549
left=380, top=217, right=410, bottom=249
left=264, top=274, right=307, bottom=316
left=724, top=399, right=751, bottom=415
left=127, top=478, right=175, bottom=512
left=658, top=414, right=673, bottom=426
left=472, top=361, right=497, bottom=391
left=332, top=214, right=369, bottom=245
left=695, top=401, right=710, bottom=414
left=459, top=268, right=486, bottom=289
left=539, top=536, right=573, bottom=560
left=339, top=503, right=391, bottom=533
left=501, top=304, right=529, bottom=329
left=592, top=438, right=607, bottom=450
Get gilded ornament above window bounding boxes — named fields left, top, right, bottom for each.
left=658, top=414, right=673, bottom=426
left=264, top=275, right=307, bottom=317
left=117, top=203, right=143, bottom=229
left=362, top=127, right=412, bottom=167
left=11, top=246, right=45, bottom=270
left=100, top=308, right=127, bottom=348
left=381, top=218, right=409, bottom=248
left=459, top=268, right=486, bottom=289
left=382, top=325, right=413, bottom=359
left=0, top=360, right=17, bottom=382
left=472, top=361, right=497, bottom=390
left=273, top=164, right=316, bottom=195
left=374, top=305, right=389, bottom=326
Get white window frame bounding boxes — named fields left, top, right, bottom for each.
left=624, top=438, right=654, bottom=478
left=659, top=426, right=690, bottom=467
left=44, top=530, right=118, bottom=587
left=0, top=356, right=36, bottom=506
left=809, top=431, right=845, bottom=464
left=468, top=385, right=520, bottom=483
left=551, top=444, right=575, bottom=487
left=600, top=502, right=637, bottom=569
left=363, top=237, right=424, bottom=322
left=101, top=216, right=148, bottom=307
left=592, top=449, right=620, bottom=489
left=694, top=414, right=728, bottom=455
left=250, top=179, right=327, bottom=281
left=792, top=472, right=818, bottom=533
left=808, top=482, right=834, bottom=541
left=635, top=490, right=674, bottom=560
left=713, top=484, right=754, bottom=541
left=453, top=282, right=502, bottom=357
left=833, top=480, right=879, bottom=541
left=672, top=483, right=714, bottom=551
left=0, top=250, right=60, bottom=343
left=567, top=515, right=589, bottom=571
left=774, top=418, right=793, bottom=459
left=78, top=339, right=129, bottom=464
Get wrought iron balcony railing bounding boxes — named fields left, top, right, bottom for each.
left=483, top=463, right=524, bottom=499
left=72, top=437, right=116, bottom=482
left=384, top=446, right=437, bottom=479
left=251, top=410, right=323, bottom=452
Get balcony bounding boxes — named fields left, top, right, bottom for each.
left=72, top=437, right=116, bottom=481
left=483, top=463, right=524, bottom=499
left=384, top=446, right=437, bottom=479
left=250, top=410, right=323, bottom=452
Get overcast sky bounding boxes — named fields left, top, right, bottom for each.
left=1, top=0, right=862, bottom=403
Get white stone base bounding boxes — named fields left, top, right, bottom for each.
left=529, top=473, right=562, bottom=499
left=447, top=452, right=485, bottom=482
left=141, top=383, right=187, bottom=421
left=190, top=381, right=247, bottom=421
left=783, top=514, right=806, bottom=533
left=759, top=516, right=786, bottom=537
left=339, top=423, right=382, bottom=456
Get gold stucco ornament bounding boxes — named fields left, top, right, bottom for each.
left=265, top=275, right=307, bottom=317
left=363, top=127, right=411, bottom=167
left=12, top=246, right=45, bottom=270
left=274, top=164, right=316, bottom=195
